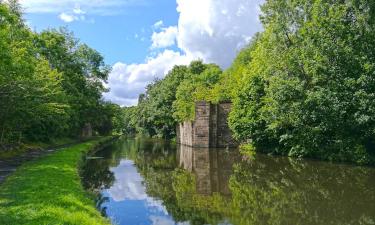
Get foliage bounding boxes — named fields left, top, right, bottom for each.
left=0, top=137, right=75, bottom=159
left=173, top=61, right=222, bottom=122
left=136, top=65, right=189, bottom=138
left=23, top=0, right=374, bottom=165
left=211, top=33, right=261, bottom=103
left=35, top=28, right=111, bottom=136
left=0, top=138, right=112, bottom=225
left=120, top=106, right=138, bottom=135
left=0, top=2, right=67, bottom=143
left=229, top=0, right=375, bottom=164
left=121, top=0, right=375, bottom=164
left=125, top=61, right=222, bottom=138
left=0, top=2, right=119, bottom=148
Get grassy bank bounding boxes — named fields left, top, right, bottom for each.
left=0, top=137, right=113, bottom=225
left=0, top=137, right=77, bottom=159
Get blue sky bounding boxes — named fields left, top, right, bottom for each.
left=20, top=0, right=264, bottom=106
left=23, top=0, right=179, bottom=65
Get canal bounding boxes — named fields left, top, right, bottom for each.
left=81, top=137, right=375, bottom=225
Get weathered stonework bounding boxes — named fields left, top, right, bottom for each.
left=176, top=101, right=238, bottom=148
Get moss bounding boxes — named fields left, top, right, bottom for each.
left=0, top=138, right=112, bottom=225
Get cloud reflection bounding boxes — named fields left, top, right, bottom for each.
left=106, top=159, right=170, bottom=217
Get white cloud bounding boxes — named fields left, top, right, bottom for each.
left=108, top=160, right=146, bottom=201
left=153, top=20, right=164, bottom=29
left=151, top=26, right=178, bottom=49
left=106, top=159, right=172, bottom=220
left=73, top=5, right=85, bottom=15
left=19, top=0, right=143, bottom=15
left=176, top=0, right=264, bottom=68
left=58, top=9, right=86, bottom=23
left=21, top=0, right=264, bottom=106
left=106, top=0, right=264, bottom=106
left=21, top=0, right=265, bottom=105
left=58, top=13, right=76, bottom=23
left=104, top=50, right=193, bottom=106
left=41, top=2, right=87, bottom=23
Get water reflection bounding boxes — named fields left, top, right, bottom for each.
left=80, top=145, right=115, bottom=192
left=178, top=145, right=240, bottom=195
left=81, top=138, right=375, bottom=225
left=229, top=154, right=375, bottom=225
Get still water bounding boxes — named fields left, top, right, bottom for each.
left=81, top=137, right=375, bottom=225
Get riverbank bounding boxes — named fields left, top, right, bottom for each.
left=0, top=138, right=90, bottom=184
left=0, top=137, right=113, bottom=225
left=0, top=138, right=79, bottom=160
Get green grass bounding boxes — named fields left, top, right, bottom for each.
left=0, top=138, right=112, bottom=225
left=0, top=137, right=76, bottom=159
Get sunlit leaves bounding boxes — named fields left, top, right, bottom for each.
left=229, top=0, right=375, bottom=164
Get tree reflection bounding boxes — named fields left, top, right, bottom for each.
left=136, top=144, right=240, bottom=224
left=229, top=155, right=375, bottom=225
left=140, top=144, right=375, bottom=225
left=80, top=146, right=116, bottom=191
left=81, top=138, right=375, bottom=225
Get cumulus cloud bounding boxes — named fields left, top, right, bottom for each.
left=72, top=5, right=85, bottom=15
left=106, top=159, right=171, bottom=219
left=176, top=0, right=264, bottom=68
left=151, top=26, right=178, bottom=49
left=107, top=160, right=146, bottom=201
left=58, top=13, right=76, bottom=23
left=106, top=0, right=264, bottom=106
left=58, top=5, right=86, bottom=23
left=104, top=50, right=193, bottom=106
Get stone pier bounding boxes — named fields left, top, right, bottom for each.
left=176, top=101, right=238, bottom=148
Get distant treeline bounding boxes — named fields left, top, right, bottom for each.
left=0, top=2, right=123, bottom=147
left=122, top=0, right=375, bottom=165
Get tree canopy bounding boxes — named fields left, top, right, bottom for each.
left=229, top=0, right=375, bottom=164
left=122, top=61, right=223, bottom=138
left=0, top=1, right=121, bottom=147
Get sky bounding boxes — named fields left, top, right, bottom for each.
left=20, top=0, right=264, bottom=106
left=102, top=160, right=178, bottom=225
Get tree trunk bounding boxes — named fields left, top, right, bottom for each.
left=0, top=126, right=5, bottom=145
left=18, top=131, right=22, bottom=145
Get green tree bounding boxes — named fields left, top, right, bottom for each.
left=0, top=2, right=69, bottom=143
left=36, top=28, right=111, bottom=137
left=0, top=1, right=117, bottom=148
left=230, top=0, right=375, bottom=164
left=136, top=65, right=189, bottom=138
left=173, top=61, right=222, bottom=122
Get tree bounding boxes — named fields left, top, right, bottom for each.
left=136, top=65, right=189, bottom=138
left=0, top=2, right=69, bottom=143
left=0, top=1, right=116, bottom=148
left=173, top=61, right=222, bottom=122
left=36, top=28, right=111, bottom=137
left=229, top=0, right=375, bottom=164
